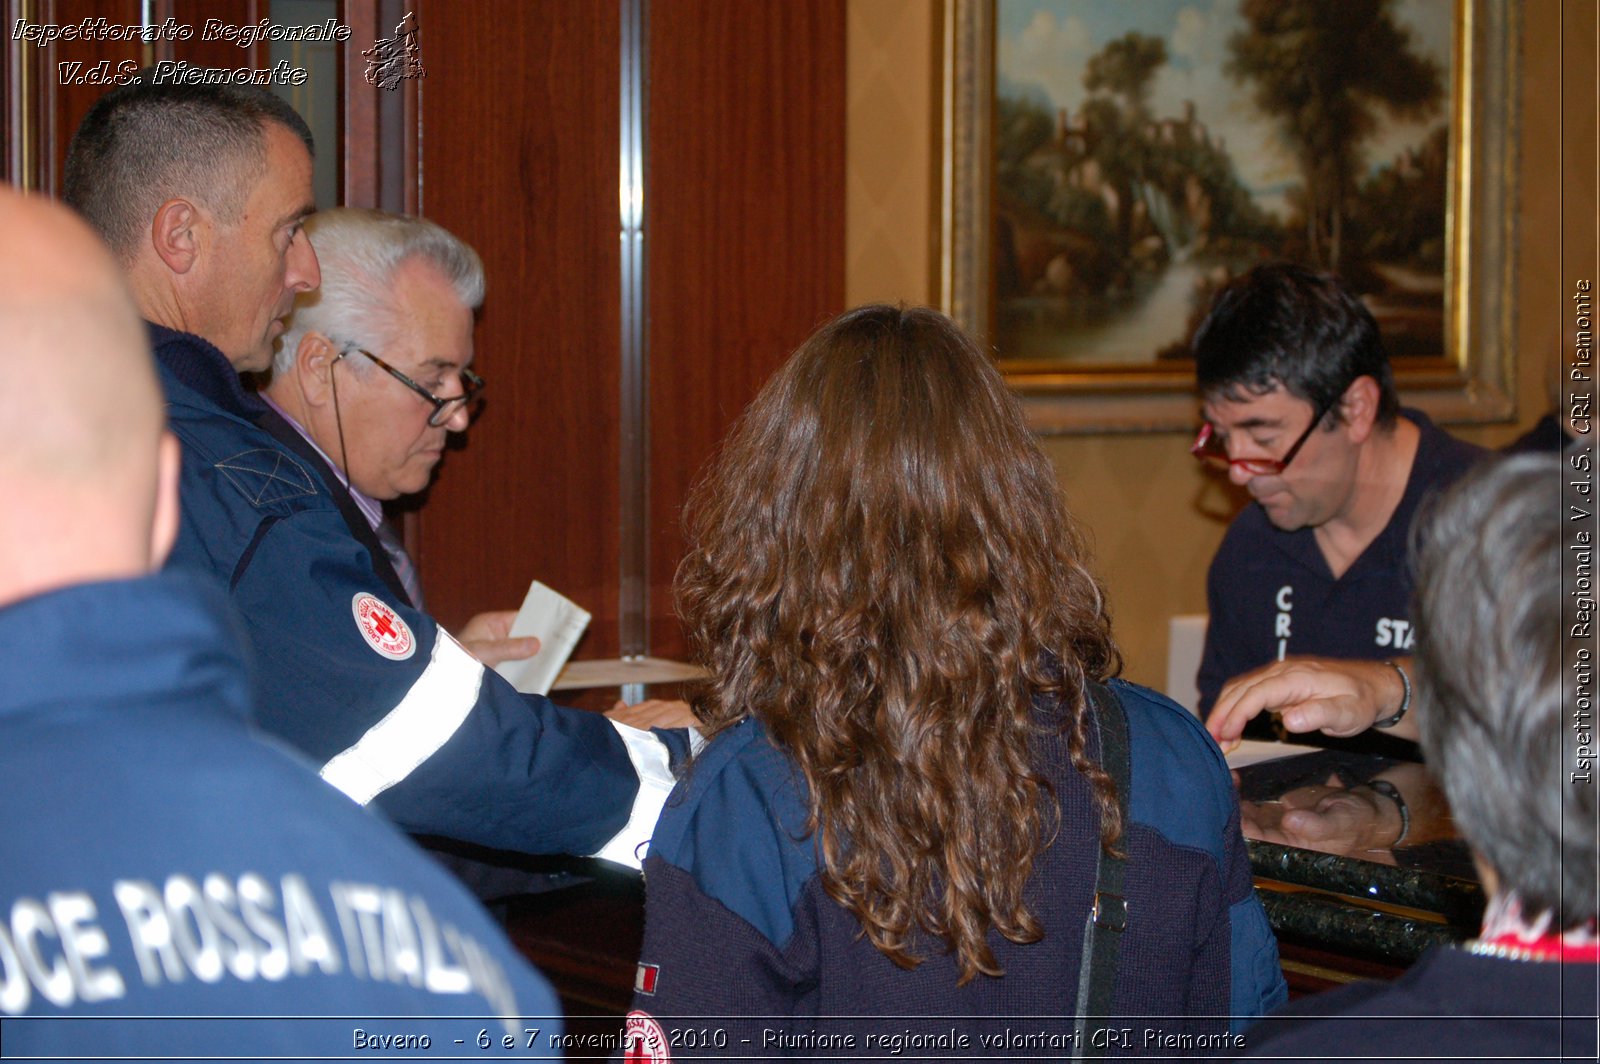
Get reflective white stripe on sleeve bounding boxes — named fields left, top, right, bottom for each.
left=319, top=629, right=485, bottom=805
left=591, top=721, right=676, bottom=869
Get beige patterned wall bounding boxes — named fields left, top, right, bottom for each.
left=846, top=0, right=941, bottom=306
left=847, top=0, right=1563, bottom=692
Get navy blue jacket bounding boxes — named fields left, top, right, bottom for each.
left=151, top=324, right=672, bottom=862
left=627, top=681, right=1286, bottom=1057
left=0, top=572, right=561, bottom=1059
left=1198, top=410, right=1484, bottom=718
left=1241, top=946, right=1598, bottom=1062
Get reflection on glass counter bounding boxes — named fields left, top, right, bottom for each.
left=1231, top=746, right=1487, bottom=968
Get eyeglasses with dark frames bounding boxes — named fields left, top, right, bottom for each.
left=1191, top=399, right=1332, bottom=476
left=335, top=344, right=485, bottom=427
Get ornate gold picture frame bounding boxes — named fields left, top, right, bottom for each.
left=941, top=0, right=1519, bottom=434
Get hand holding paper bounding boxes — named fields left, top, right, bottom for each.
left=456, top=609, right=542, bottom=667
left=491, top=581, right=591, bottom=696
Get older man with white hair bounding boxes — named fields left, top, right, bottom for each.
left=259, top=208, right=530, bottom=665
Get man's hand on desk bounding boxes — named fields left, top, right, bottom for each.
left=455, top=610, right=542, bottom=667
left=1207, top=657, right=1419, bottom=753
left=607, top=698, right=701, bottom=731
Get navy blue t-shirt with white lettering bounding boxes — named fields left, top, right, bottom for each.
left=1197, top=410, right=1483, bottom=723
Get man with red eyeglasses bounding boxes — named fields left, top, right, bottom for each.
left=1191, top=263, right=1482, bottom=755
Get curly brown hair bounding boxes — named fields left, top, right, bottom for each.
left=676, top=305, right=1123, bottom=984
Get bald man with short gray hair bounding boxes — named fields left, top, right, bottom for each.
left=0, top=191, right=177, bottom=606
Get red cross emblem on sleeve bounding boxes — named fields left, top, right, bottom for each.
left=624, top=1011, right=670, bottom=1062
left=351, top=592, right=416, bottom=660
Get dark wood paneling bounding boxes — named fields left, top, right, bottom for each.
left=7, top=0, right=267, bottom=193
left=166, top=0, right=266, bottom=68
left=11, top=0, right=144, bottom=192
left=645, top=0, right=847, bottom=658
left=405, top=0, right=845, bottom=673
left=411, top=0, right=624, bottom=658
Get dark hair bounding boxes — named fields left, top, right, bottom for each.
left=63, top=71, right=314, bottom=260
left=1192, top=262, right=1399, bottom=426
left=676, top=304, right=1122, bottom=984
left=1413, top=453, right=1594, bottom=927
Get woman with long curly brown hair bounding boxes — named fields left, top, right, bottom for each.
left=625, top=306, right=1284, bottom=1056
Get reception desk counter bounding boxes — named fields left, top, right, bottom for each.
left=1232, top=744, right=1484, bottom=991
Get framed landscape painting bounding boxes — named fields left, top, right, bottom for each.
left=942, top=0, right=1518, bottom=432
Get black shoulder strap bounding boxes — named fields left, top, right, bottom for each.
left=252, top=404, right=415, bottom=609
left=1073, top=681, right=1131, bottom=1062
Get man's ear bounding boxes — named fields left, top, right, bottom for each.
left=149, top=431, right=182, bottom=569
left=150, top=199, right=203, bottom=275
left=295, top=333, right=339, bottom=408
left=1339, top=376, right=1381, bottom=444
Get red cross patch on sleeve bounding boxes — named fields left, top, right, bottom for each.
left=351, top=592, right=416, bottom=660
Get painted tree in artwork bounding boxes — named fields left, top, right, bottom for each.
left=1085, top=31, right=1167, bottom=114
left=1226, top=0, right=1442, bottom=270
left=1082, top=32, right=1168, bottom=255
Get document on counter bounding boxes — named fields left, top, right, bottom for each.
left=491, top=580, right=591, bottom=696
left=1224, top=739, right=1327, bottom=769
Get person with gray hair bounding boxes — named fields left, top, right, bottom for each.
left=63, top=75, right=319, bottom=371
left=1242, top=453, right=1598, bottom=1061
left=260, top=208, right=531, bottom=665
left=61, top=75, right=682, bottom=872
